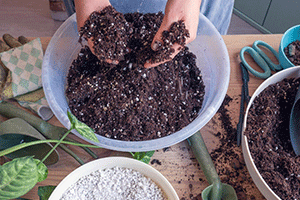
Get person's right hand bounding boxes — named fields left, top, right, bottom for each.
left=74, top=0, right=119, bottom=64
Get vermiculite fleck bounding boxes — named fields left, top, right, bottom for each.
left=60, top=166, right=167, bottom=200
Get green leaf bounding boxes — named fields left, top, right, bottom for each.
left=132, top=151, right=155, bottom=164
left=67, top=111, right=99, bottom=143
left=34, top=159, right=48, bottom=182
left=38, top=185, right=56, bottom=200
left=132, top=152, right=144, bottom=160
left=0, top=157, right=38, bottom=199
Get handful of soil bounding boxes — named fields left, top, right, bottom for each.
left=244, top=77, right=300, bottom=199
left=79, top=6, right=131, bottom=62
left=79, top=6, right=190, bottom=65
left=67, top=11, right=205, bottom=141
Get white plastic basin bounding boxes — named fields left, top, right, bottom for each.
left=42, top=13, right=230, bottom=151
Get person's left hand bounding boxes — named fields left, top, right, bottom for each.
left=144, top=0, right=201, bottom=68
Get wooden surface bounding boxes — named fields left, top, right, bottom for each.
left=6, top=34, right=283, bottom=199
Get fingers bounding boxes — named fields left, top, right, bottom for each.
left=150, top=12, right=174, bottom=51
left=150, top=24, right=166, bottom=51
left=105, top=59, right=119, bottom=65
left=144, top=58, right=171, bottom=69
left=87, top=39, right=119, bottom=64
left=145, top=0, right=201, bottom=69
left=146, top=10, right=190, bottom=68
left=152, top=40, right=163, bottom=51
left=145, top=19, right=189, bottom=68
left=144, top=43, right=182, bottom=68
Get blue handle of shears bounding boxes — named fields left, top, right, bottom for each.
left=240, top=40, right=282, bottom=79
left=252, top=41, right=281, bottom=71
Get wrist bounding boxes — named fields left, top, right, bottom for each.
left=74, top=0, right=111, bottom=29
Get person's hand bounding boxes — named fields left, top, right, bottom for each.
left=74, top=0, right=118, bottom=64
left=144, top=0, right=201, bottom=68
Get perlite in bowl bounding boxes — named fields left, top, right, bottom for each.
left=60, top=166, right=166, bottom=200
left=49, top=157, right=179, bottom=199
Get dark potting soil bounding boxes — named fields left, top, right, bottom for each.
left=66, top=11, right=205, bottom=141
left=211, top=95, right=257, bottom=199
left=79, top=6, right=190, bottom=65
left=244, top=77, right=300, bottom=199
left=284, top=40, right=300, bottom=66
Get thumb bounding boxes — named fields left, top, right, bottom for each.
left=151, top=30, right=163, bottom=51
left=151, top=18, right=170, bottom=51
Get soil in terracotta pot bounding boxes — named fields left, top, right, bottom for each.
left=284, top=40, right=300, bottom=66
left=66, top=9, right=205, bottom=141
left=244, top=77, right=300, bottom=199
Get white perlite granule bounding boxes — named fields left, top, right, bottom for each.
left=60, top=166, right=167, bottom=200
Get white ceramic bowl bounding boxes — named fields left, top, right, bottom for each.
left=242, top=66, right=300, bottom=200
left=42, top=13, right=230, bottom=151
left=49, top=156, right=179, bottom=200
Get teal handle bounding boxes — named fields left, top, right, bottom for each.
left=252, top=40, right=281, bottom=71
left=240, top=40, right=282, bottom=79
left=187, top=131, right=220, bottom=185
left=240, top=46, right=271, bottom=79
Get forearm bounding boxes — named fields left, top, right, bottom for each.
left=164, top=0, right=201, bottom=40
left=74, top=0, right=110, bottom=29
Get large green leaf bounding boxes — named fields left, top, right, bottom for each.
left=67, top=111, right=99, bottom=143
left=0, top=157, right=38, bottom=199
left=34, top=159, right=48, bottom=182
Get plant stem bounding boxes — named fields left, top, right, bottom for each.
left=0, top=139, right=101, bottom=158
left=39, top=129, right=72, bottom=164
left=58, top=143, right=85, bottom=165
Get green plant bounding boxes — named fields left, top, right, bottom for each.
left=0, top=111, right=156, bottom=199
left=130, top=151, right=155, bottom=164
left=0, top=101, right=98, bottom=165
left=0, top=111, right=100, bottom=199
